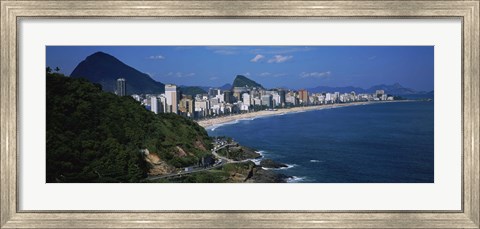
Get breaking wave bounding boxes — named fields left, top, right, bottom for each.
left=287, top=176, right=307, bottom=183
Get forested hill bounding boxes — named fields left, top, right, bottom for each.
left=46, top=73, right=212, bottom=183
left=232, top=75, right=264, bottom=89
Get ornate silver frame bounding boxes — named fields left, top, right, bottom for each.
left=1, top=1, right=479, bottom=228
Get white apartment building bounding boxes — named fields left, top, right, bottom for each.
left=165, top=84, right=178, bottom=114
left=242, top=93, right=251, bottom=106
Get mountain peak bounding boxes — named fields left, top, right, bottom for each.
left=232, top=75, right=264, bottom=89
left=70, top=52, right=165, bottom=94
left=85, top=51, right=115, bottom=59
left=89, top=51, right=110, bottom=57
left=83, top=52, right=125, bottom=65
left=234, top=75, right=249, bottom=80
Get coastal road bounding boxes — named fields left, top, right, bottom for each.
left=145, top=159, right=228, bottom=181
left=145, top=143, right=241, bottom=181
left=210, top=143, right=236, bottom=163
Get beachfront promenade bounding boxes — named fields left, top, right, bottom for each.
left=196, top=100, right=403, bottom=128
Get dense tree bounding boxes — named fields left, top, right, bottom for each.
left=232, top=75, right=264, bottom=89
left=178, top=86, right=207, bottom=96
left=47, top=72, right=212, bottom=183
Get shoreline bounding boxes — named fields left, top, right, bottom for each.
left=196, top=100, right=411, bottom=128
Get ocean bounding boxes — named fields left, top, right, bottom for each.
left=206, top=101, right=434, bottom=183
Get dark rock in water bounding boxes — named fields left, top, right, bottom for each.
left=240, top=146, right=262, bottom=159
left=218, top=145, right=261, bottom=161
left=260, top=159, right=288, bottom=169
left=251, top=168, right=290, bottom=183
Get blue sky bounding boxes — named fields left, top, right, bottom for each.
left=46, top=46, right=434, bottom=91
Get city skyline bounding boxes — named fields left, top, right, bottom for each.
left=46, top=46, right=435, bottom=184
left=46, top=46, right=434, bottom=91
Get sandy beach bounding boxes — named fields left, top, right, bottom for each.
left=196, top=100, right=405, bottom=128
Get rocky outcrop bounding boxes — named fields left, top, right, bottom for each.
left=144, top=151, right=175, bottom=176
left=260, top=159, right=288, bottom=169
left=250, top=168, right=290, bottom=183
left=220, top=145, right=261, bottom=161
left=223, top=162, right=289, bottom=183
left=194, top=140, right=207, bottom=151
left=147, top=162, right=175, bottom=176
left=175, top=146, right=188, bottom=157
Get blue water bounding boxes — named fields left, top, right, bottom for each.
left=207, top=101, right=434, bottom=183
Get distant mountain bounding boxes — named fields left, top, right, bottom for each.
left=191, top=84, right=232, bottom=92
left=70, top=52, right=165, bottom=95
left=179, top=86, right=207, bottom=96
left=367, top=83, right=420, bottom=95
left=307, top=83, right=426, bottom=95
left=219, top=83, right=232, bottom=91
left=180, top=83, right=232, bottom=94
left=232, top=75, right=264, bottom=89
left=307, top=86, right=366, bottom=94
left=197, top=86, right=211, bottom=92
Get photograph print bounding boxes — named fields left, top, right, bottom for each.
left=46, top=46, right=434, bottom=183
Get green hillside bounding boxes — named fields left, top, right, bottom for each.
left=179, top=86, right=207, bottom=96
left=232, top=75, right=264, bottom=89
left=46, top=73, right=212, bottom=183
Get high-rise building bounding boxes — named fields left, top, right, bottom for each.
left=318, top=94, right=326, bottom=104
left=381, top=94, right=388, bottom=101
left=325, top=93, right=333, bottom=103
left=271, top=93, right=280, bottom=107
left=299, top=89, right=309, bottom=105
left=261, top=94, right=273, bottom=108
left=376, top=90, right=385, bottom=98
left=250, top=88, right=260, bottom=99
left=159, top=95, right=167, bottom=113
left=253, top=98, right=262, bottom=106
left=334, top=92, right=340, bottom=102
left=233, top=87, right=247, bottom=101
left=195, top=100, right=210, bottom=117
left=210, top=97, right=220, bottom=107
left=179, top=95, right=195, bottom=118
left=278, top=90, right=286, bottom=107
left=208, top=88, right=221, bottom=98
left=286, top=93, right=297, bottom=106
left=242, top=93, right=251, bottom=106
left=116, top=78, right=126, bottom=96
left=223, top=90, right=234, bottom=104
left=165, top=84, right=178, bottom=114
left=150, top=96, right=163, bottom=114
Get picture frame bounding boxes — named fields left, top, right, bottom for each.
left=1, top=0, right=478, bottom=228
